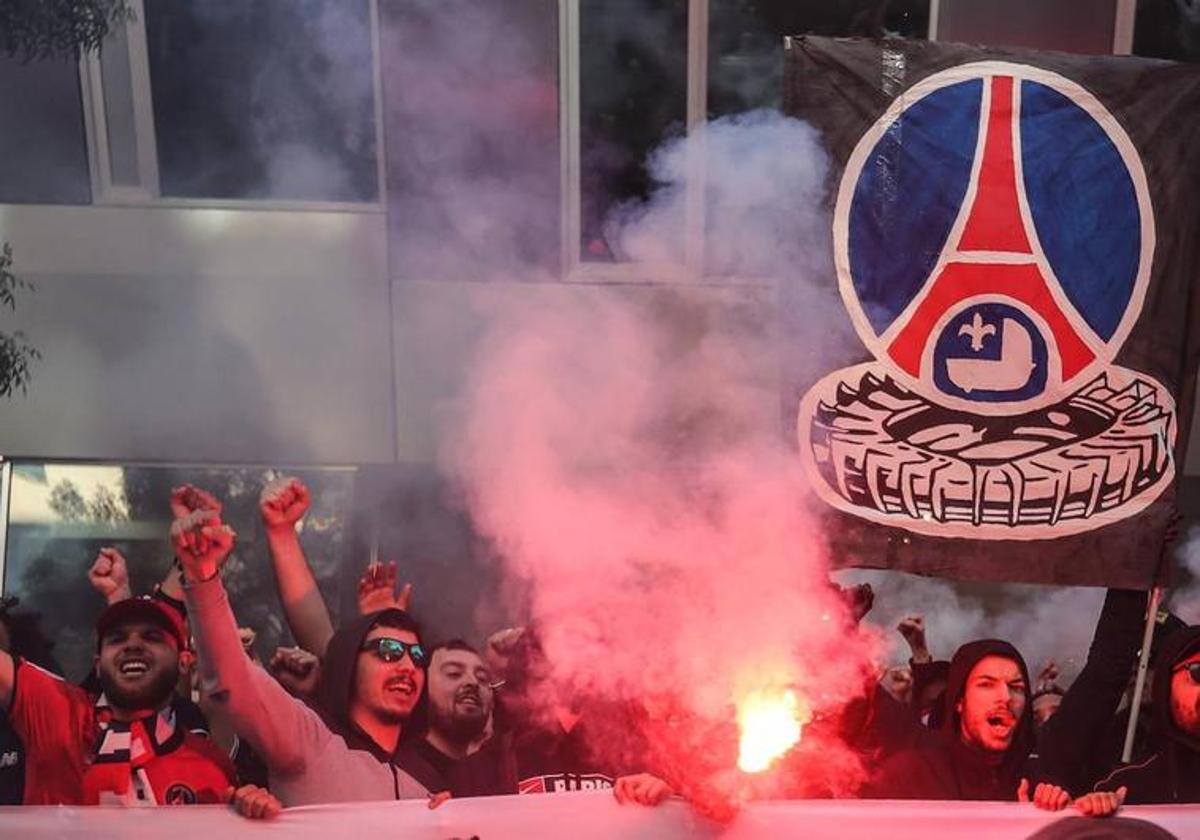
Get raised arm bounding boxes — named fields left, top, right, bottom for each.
left=259, top=477, right=335, bottom=656
left=173, top=508, right=316, bottom=775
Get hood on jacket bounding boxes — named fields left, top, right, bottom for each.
left=1151, top=624, right=1200, bottom=752
left=940, top=639, right=1035, bottom=774
left=316, top=607, right=428, bottom=760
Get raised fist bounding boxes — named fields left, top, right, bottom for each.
left=171, top=509, right=236, bottom=584
left=89, top=547, right=132, bottom=604
left=169, top=484, right=224, bottom=520
left=484, top=625, right=526, bottom=676
left=259, top=477, right=310, bottom=530
left=897, top=614, right=931, bottom=663
left=269, top=646, right=321, bottom=698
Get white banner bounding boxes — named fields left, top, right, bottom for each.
left=2, top=793, right=1198, bottom=839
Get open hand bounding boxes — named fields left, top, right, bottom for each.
left=357, top=561, right=413, bottom=615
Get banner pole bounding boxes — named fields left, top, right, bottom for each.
left=1121, top=586, right=1162, bottom=763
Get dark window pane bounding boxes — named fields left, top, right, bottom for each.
left=0, top=53, right=91, bottom=205
left=144, top=0, right=378, bottom=202
left=580, top=0, right=688, bottom=261
left=4, top=463, right=354, bottom=681
left=937, top=0, right=1115, bottom=55
left=708, top=0, right=929, bottom=118
left=1134, top=0, right=1200, bottom=63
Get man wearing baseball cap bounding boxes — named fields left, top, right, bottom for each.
left=0, top=593, right=235, bottom=805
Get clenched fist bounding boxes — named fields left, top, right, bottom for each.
left=171, top=509, right=236, bottom=584
left=269, top=646, right=321, bottom=698
left=89, top=547, right=132, bottom=604
left=259, top=477, right=310, bottom=531
left=169, top=484, right=224, bottom=520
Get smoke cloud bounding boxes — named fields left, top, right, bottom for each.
left=439, top=102, right=883, bottom=800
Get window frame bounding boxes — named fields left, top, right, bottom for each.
left=561, top=0, right=1133, bottom=284
left=77, top=0, right=388, bottom=213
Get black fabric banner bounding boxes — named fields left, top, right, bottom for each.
left=784, top=36, right=1200, bottom=587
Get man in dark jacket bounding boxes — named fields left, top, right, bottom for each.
left=1096, top=625, right=1200, bottom=803
left=395, top=640, right=518, bottom=797
left=865, top=639, right=1035, bottom=800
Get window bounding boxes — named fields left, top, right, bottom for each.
left=565, top=0, right=931, bottom=275
left=1133, top=0, right=1200, bottom=62
left=143, top=0, right=380, bottom=202
left=0, top=53, right=92, bottom=205
left=3, top=462, right=354, bottom=680
left=578, top=0, right=689, bottom=262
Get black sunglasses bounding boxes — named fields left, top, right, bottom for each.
left=361, top=637, right=428, bottom=667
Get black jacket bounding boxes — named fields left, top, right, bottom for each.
left=1095, top=625, right=1200, bottom=803
left=864, top=639, right=1035, bottom=800
left=1035, top=589, right=1147, bottom=794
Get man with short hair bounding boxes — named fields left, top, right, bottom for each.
left=866, top=639, right=1038, bottom=800
left=397, top=640, right=518, bottom=797
left=1096, top=625, right=1200, bottom=803
left=173, top=507, right=435, bottom=805
left=0, top=594, right=235, bottom=805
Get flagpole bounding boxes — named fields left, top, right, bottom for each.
left=1121, top=585, right=1162, bottom=763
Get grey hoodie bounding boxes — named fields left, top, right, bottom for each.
left=185, top=576, right=428, bottom=805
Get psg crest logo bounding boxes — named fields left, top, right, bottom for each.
left=798, top=62, right=1176, bottom=538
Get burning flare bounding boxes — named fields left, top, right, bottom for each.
left=736, top=688, right=809, bottom=773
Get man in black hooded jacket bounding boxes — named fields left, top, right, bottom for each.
left=1095, top=625, right=1200, bottom=803
left=864, top=639, right=1036, bottom=800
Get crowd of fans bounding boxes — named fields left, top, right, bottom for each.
left=0, top=477, right=1197, bottom=828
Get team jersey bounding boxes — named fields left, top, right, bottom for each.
left=8, top=658, right=234, bottom=805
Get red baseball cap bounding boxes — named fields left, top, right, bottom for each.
left=96, top=595, right=189, bottom=652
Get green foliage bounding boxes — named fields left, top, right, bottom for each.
left=0, top=243, right=40, bottom=398
left=1, top=0, right=133, bottom=61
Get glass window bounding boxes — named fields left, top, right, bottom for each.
left=1134, top=0, right=1200, bottom=63
left=708, top=0, right=930, bottom=118
left=580, top=0, right=689, bottom=261
left=0, top=53, right=92, bottom=205
left=4, top=462, right=355, bottom=681
left=143, top=0, right=379, bottom=202
left=936, top=0, right=1115, bottom=55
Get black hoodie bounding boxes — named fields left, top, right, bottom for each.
left=1095, top=625, right=1200, bottom=803
left=315, top=608, right=428, bottom=761
left=864, top=639, right=1036, bottom=800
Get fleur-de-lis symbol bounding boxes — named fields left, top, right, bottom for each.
left=958, top=312, right=996, bottom=352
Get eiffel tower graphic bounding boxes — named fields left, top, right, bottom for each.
left=883, top=75, right=1096, bottom=393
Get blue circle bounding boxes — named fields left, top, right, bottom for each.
left=932, top=303, right=1048, bottom=402
left=847, top=75, right=1141, bottom=346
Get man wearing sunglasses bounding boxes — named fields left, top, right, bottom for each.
left=173, top=508, right=437, bottom=806
left=1096, top=625, right=1200, bottom=803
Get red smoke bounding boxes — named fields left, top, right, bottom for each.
left=444, top=284, right=884, bottom=810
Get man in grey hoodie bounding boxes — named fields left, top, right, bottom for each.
left=172, top=508, right=435, bottom=806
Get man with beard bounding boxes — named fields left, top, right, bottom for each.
left=0, top=593, right=234, bottom=805
left=397, top=640, right=518, bottom=797
left=865, top=639, right=1125, bottom=816
left=174, top=507, right=436, bottom=805
left=1095, top=625, right=1200, bottom=803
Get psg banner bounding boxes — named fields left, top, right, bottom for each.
left=784, top=37, right=1200, bottom=587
